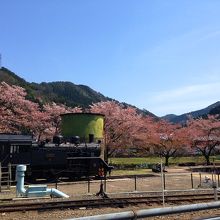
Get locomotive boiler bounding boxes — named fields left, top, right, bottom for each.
left=0, top=113, right=112, bottom=182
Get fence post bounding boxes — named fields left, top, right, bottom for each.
left=160, top=158, right=165, bottom=207
left=104, top=176, right=107, bottom=192
left=0, top=162, right=1, bottom=192
left=218, top=174, right=219, bottom=187
left=88, top=178, right=90, bottom=193
left=55, top=179, right=58, bottom=189
left=191, top=173, right=194, bottom=189
left=8, top=163, right=11, bottom=188
left=199, top=173, right=202, bottom=187
left=163, top=173, right=166, bottom=190
left=134, top=175, right=137, bottom=191
left=213, top=182, right=218, bottom=201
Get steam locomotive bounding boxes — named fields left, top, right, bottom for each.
left=0, top=113, right=113, bottom=182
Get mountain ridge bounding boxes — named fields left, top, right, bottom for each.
left=162, top=101, right=220, bottom=123
left=0, top=67, right=155, bottom=117
left=1, top=66, right=219, bottom=120
left=0, top=67, right=112, bottom=107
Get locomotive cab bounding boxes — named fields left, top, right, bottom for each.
left=0, top=134, right=33, bottom=165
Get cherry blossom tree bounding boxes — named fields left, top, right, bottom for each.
left=89, top=101, right=143, bottom=161
left=0, top=82, right=82, bottom=140
left=187, top=115, right=220, bottom=165
left=43, top=102, right=82, bottom=137
left=0, top=82, right=44, bottom=134
left=130, top=115, right=155, bottom=151
left=28, top=110, right=51, bottom=141
left=148, top=119, right=188, bottom=166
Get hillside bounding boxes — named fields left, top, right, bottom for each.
left=30, top=81, right=109, bottom=107
left=209, top=104, right=220, bottom=116
left=162, top=101, right=220, bottom=123
left=0, top=67, right=155, bottom=116
left=0, top=67, right=112, bottom=108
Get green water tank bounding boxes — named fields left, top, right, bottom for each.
left=60, top=113, right=104, bottom=142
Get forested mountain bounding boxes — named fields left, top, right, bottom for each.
left=209, top=104, right=220, bottom=116
left=0, top=67, right=113, bottom=108
left=31, top=81, right=109, bottom=107
left=162, top=101, right=220, bottom=123
left=2, top=66, right=218, bottom=120
left=0, top=67, right=155, bottom=116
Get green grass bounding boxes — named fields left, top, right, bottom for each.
left=111, top=168, right=152, bottom=176
left=108, top=156, right=220, bottom=176
left=109, top=156, right=220, bottom=166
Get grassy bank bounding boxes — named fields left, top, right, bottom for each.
left=108, top=156, right=220, bottom=176
left=111, top=169, right=152, bottom=176
left=109, top=156, right=220, bottom=169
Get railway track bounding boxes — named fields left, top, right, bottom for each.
left=0, top=192, right=219, bottom=213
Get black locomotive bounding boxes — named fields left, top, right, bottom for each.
left=0, top=134, right=111, bottom=181
left=0, top=113, right=113, bottom=182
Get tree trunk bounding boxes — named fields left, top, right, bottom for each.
left=165, top=156, right=169, bottom=166
left=205, top=155, right=211, bottom=165
left=37, top=133, right=42, bottom=142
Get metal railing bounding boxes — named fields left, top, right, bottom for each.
left=0, top=162, right=11, bottom=192
left=67, top=201, right=220, bottom=220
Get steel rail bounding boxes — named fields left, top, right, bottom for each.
left=0, top=192, right=218, bottom=213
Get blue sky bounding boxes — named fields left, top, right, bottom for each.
left=0, top=0, right=220, bottom=116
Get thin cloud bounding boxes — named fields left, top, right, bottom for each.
left=198, top=29, right=220, bottom=42
left=134, top=82, right=220, bottom=116
left=150, top=99, right=219, bottom=116
left=152, top=82, right=220, bottom=102
left=143, top=27, right=220, bottom=59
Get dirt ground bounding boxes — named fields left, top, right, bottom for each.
left=1, top=167, right=220, bottom=220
